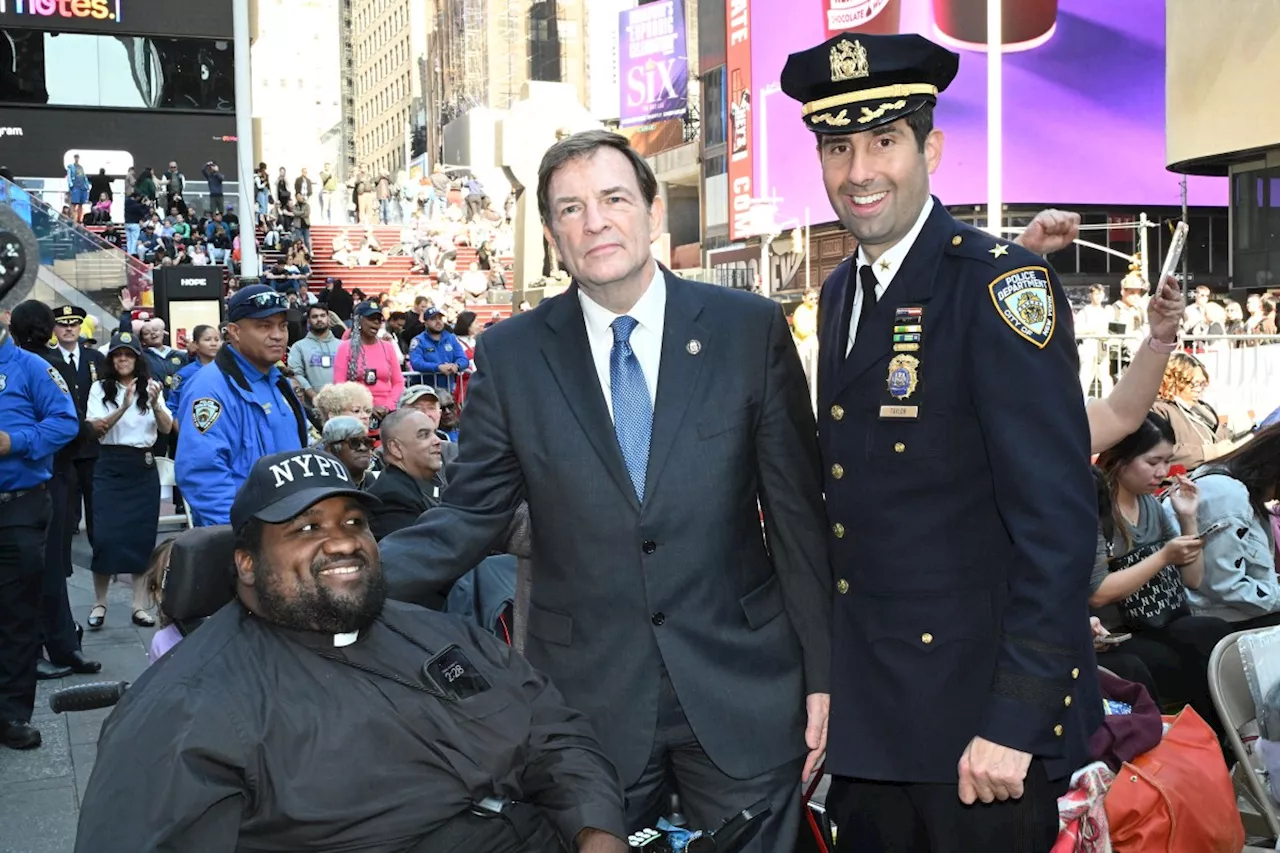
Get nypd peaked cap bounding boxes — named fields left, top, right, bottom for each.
left=54, top=305, right=87, bottom=325
left=781, top=33, right=959, bottom=134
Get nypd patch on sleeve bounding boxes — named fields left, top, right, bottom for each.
left=46, top=366, right=70, bottom=395
left=988, top=266, right=1055, bottom=349
left=192, top=398, right=223, bottom=434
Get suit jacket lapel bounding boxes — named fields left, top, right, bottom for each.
left=540, top=285, right=641, bottom=511
left=643, top=271, right=709, bottom=503
left=830, top=200, right=951, bottom=399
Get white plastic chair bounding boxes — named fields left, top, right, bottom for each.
left=154, top=457, right=192, bottom=530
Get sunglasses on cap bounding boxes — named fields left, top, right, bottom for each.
left=241, top=291, right=290, bottom=310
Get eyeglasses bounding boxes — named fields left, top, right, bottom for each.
left=1190, top=379, right=1209, bottom=390
left=332, top=437, right=373, bottom=452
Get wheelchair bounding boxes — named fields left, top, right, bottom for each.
left=50, top=525, right=787, bottom=852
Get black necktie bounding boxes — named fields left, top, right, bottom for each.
left=855, top=264, right=879, bottom=343
left=67, top=351, right=76, bottom=371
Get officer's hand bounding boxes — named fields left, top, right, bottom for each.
left=803, top=692, right=830, bottom=784
left=1015, top=209, right=1080, bottom=256
left=958, top=736, right=1032, bottom=804
left=1147, top=275, right=1184, bottom=344
left=0, top=431, right=10, bottom=457
left=146, top=379, right=163, bottom=402
left=123, top=383, right=137, bottom=409
left=1162, top=535, right=1204, bottom=567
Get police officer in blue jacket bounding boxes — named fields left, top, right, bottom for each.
left=176, top=285, right=307, bottom=527
left=0, top=316, right=80, bottom=750
left=781, top=34, right=1100, bottom=851
left=408, top=307, right=470, bottom=393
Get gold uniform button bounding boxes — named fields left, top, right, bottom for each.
left=1053, top=725, right=1064, bottom=737
left=921, top=632, right=933, bottom=645
left=836, top=579, right=849, bottom=595
left=832, top=523, right=845, bottom=539
left=831, top=464, right=844, bottom=479
left=830, top=405, right=845, bottom=421
left=1064, top=696, right=1073, bottom=707
left=951, top=235, right=963, bottom=246
left=893, top=442, right=906, bottom=453
left=1071, top=668, right=1080, bottom=680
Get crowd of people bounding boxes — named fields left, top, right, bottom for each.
left=4, top=31, right=1280, bottom=853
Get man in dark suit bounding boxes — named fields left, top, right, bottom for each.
left=51, top=306, right=104, bottom=544
left=366, top=408, right=447, bottom=540
left=380, top=130, right=831, bottom=851
left=783, top=34, right=1100, bottom=851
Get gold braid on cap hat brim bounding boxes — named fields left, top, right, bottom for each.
left=801, top=83, right=939, bottom=117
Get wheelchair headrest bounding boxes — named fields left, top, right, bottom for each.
left=160, top=525, right=237, bottom=634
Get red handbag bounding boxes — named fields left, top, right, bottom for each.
left=1104, top=707, right=1244, bottom=853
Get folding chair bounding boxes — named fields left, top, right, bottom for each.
left=1208, top=627, right=1280, bottom=842
left=154, top=457, right=193, bottom=531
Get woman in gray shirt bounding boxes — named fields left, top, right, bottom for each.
left=1091, top=413, right=1232, bottom=731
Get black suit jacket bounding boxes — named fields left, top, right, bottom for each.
left=816, top=200, right=1101, bottom=783
left=366, top=464, right=444, bottom=541
left=380, top=268, right=831, bottom=786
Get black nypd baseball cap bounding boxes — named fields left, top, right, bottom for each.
left=230, top=449, right=381, bottom=533
left=106, top=331, right=143, bottom=356
left=227, top=284, right=290, bottom=323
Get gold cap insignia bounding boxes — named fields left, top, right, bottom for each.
left=120, top=333, right=132, bottom=342
left=830, top=39, right=869, bottom=83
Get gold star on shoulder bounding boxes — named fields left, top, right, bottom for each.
left=877, top=258, right=892, bottom=273
left=989, top=244, right=1010, bottom=259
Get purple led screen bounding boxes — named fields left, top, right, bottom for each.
left=619, top=0, right=689, bottom=128
left=751, top=0, right=1226, bottom=227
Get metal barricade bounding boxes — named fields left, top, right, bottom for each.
left=1075, top=333, right=1280, bottom=424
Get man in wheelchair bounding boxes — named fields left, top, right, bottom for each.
left=75, top=448, right=628, bottom=853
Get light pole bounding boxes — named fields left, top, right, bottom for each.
left=757, top=83, right=783, bottom=297
left=233, top=0, right=260, bottom=278
left=985, top=0, right=1002, bottom=237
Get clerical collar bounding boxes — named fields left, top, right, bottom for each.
left=243, top=603, right=364, bottom=649
left=334, top=631, right=359, bottom=647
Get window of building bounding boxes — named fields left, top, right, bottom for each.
left=701, top=66, right=726, bottom=148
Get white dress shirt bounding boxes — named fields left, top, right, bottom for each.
left=847, top=196, right=934, bottom=355
left=578, top=264, right=665, bottom=421
left=86, top=381, right=162, bottom=448
left=59, top=343, right=81, bottom=372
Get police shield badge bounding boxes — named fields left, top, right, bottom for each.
left=192, top=397, right=223, bottom=434
left=45, top=366, right=70, bottom=395
left=989, top=266, right=1055, bottom=349
left=885, top=354, right=919, bottom=400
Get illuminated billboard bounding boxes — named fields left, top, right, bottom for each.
left=0, top=0, right=229, bottom=38
left=749, top=0, right=1227, bottom=230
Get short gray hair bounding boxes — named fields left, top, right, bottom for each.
left=536, top=130, right=658, bottom=225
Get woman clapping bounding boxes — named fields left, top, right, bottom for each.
left=85, top=332, right=173, bottom=629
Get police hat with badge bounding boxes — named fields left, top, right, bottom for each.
left=227, top=284, right=290, bottom=323
left=106, top=331, right=144, bottom=357
left=231, top=448, right=381, bottom=533
left=781, top=32, right=958, bottom=134
left=54, top=305, right=88, bottom=327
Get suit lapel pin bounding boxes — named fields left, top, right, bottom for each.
left=686, top=339, right=702, bottom=355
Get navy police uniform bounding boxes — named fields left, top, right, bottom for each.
left=0, top=326, right=79, bottom=740
left=53, top=305, right=105, bottom=544
left=782, top=34, right=1100, bottom=851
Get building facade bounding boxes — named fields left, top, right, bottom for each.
left=251, top=0, right=342, bottom=180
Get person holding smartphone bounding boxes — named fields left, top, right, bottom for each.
left=1184, top=424, right=1280, bottom=628
left=1091, top=413, right=1232, bottom=733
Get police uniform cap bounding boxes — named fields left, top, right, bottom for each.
left=106, top=331, right=143, bottom=356
left=54, top=305, right=87, bottom=326
left=354, top=300, right=384, bottom=319
left=781, top=33, right=958, bottom=135
left=230, top=448, right=381, bottom=533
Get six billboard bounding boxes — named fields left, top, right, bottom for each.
left=619, top=0, right=689, bottom=128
